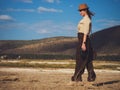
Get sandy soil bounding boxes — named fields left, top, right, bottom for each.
left=0, top=67, right=120, bottom=90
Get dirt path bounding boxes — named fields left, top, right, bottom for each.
left=0, top=67, right=120, bottom=90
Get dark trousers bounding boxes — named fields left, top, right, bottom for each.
left=72, top=33, right=96, bottom=81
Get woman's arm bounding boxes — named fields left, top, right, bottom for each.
left=81, top=34, right=87, bottom=51
left=81, top=16, right=90, bottom=51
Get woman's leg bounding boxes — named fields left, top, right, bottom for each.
left=71, top=33, right=87, bottom=81
left=71, top=46, right=85, bottom=81
left=86, top=38, right=96, bottom=82
left=86, top=61, right=96, bottom=82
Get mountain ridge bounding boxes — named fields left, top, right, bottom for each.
left=0, top=25, right=120, bottom=59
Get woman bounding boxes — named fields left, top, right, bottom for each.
left=71, top=4, right=96, bottom=82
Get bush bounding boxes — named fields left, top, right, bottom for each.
left=0, top=54, right=75, bottom=60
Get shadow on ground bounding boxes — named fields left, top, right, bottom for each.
left=93, top=80, right=120, bottom=86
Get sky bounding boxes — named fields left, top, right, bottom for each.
left=0, top=0, right=120, bottom=40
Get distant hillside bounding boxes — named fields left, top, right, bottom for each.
left=0, top=25, right=120, bottom=60
left=91, top=25, right=120, bottom=55
left=0, top=37, right=77, bottom=55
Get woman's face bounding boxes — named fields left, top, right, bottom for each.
left=80, top=10, right=86, bottom=16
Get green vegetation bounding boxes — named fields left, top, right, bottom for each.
left=0, top=60, right=75, bottom=68
left=0, top=54, right=75, bottom=60
left=0, top=54, right=120, bottom=61
left=0, top=59, right=120, bottom=71
left=94, top=65, right=120, bottom=70
left=0, top=63, right=75, bottom=68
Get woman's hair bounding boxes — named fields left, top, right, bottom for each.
left=86, top=9, right=94, bottom=19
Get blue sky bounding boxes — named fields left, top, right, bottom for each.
left=0, top=0, right=120, bottom=40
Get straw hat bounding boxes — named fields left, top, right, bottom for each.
left=78, top=4, right=89, bottom=11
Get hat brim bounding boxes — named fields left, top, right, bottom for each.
left=78, top=8, right=89, bottom=11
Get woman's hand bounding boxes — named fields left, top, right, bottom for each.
left=82, top=34, right=87, bottom=51
left=81, top=43, right=86, bottom=51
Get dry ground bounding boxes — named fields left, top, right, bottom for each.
left=0, top=67, right=120, bottom=90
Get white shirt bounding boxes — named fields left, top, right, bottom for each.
left=77, top=15, right=91, bottom=35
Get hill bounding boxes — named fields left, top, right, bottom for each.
left=91, top=25, right=120, bottom=55
left=0, top=25, right=120, bottom=60
left=0, top=37, right=77, bottom=55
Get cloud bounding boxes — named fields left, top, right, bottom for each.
left=93, top=19, right=120, bottom=32
left=38, top=7, right=63, bottom=13
left=70, top=5, right=74, bottom=8
left=44, top=0, right=60, bottom=3
left=22, top=0, right=33, bottom=3
left=5, top=8, right=35, bottom=12
left=16, top=0, right=33, bottom=3
left=0, top=20, right=76, bottom=38
left=37, top=29, right=50, bottom=34
left=0, top=22, right=27, bottom=31
left=0, top=15, right=14, bottom=21
left=0, top=7, right=63, bottom=13
left=96, top=19, right=120, bottom=27
left=28, top=20, right=76, bottom=36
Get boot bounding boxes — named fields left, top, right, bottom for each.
left=71, top=76, right=82, bottom=82
left=87, top=71, right=96, bottom=82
